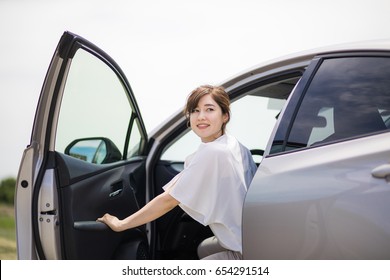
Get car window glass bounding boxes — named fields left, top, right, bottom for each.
left=229, top=95, right=285, bottom=163
left=55, top=49, right=142, bottom=163
left=286, top=56, right=390, bottom=151
left=160, top=129, right=199, bottom=162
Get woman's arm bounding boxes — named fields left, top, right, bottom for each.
left=97, top=191, right=179, bottom=232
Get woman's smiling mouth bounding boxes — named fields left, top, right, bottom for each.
left=197, top=123, right=209, bottom=129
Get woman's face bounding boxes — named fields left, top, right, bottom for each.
left=190, top=94, right=229, bottom=143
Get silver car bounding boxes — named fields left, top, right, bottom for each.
left=15, top=32, right=390, bottom=259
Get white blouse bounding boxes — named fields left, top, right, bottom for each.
left=163, top=134, right=257, bottom=253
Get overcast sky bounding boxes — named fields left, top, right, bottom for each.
left=1, top=0, right=390, bottom=179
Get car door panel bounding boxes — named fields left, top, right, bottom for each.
left=56, top=153, right=146, bottom=259
left=244, top=134, right=390, bottom=259
left=16, top=31, right=148, bottom=260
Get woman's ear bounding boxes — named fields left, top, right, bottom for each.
left=223, top=112, right=230, bottom=123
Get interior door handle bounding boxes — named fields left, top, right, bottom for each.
left=109, top=189, right=122, bottom=197
left=371, top=163, right=390, bottom=178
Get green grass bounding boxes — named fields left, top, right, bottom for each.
left=0, top=203, right=17, bottom=259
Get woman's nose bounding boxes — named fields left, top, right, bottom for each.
left=197, top=110, right=206, bottom=120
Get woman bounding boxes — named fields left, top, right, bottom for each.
left=97, top=85, right=257, bottom=259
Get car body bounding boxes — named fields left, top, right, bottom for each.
left=15, top=31, right=390, bottom=260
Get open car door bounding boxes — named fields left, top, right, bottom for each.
left=15, top=31, right=149, bottom=259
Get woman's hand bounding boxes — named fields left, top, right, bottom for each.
left=97, top=213, right=124, bottom=232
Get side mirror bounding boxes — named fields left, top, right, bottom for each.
left=64, top=137, right=122, bottom=164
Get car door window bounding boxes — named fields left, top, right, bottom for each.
left=285, top=56, right=390, bottom=151
left=55, top=48, right=143, bottom=163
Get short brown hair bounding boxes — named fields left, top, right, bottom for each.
left=184, top=85, right=231, bottom=134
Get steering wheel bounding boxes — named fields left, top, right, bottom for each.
left=250, top=149, right=264, bottom=156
